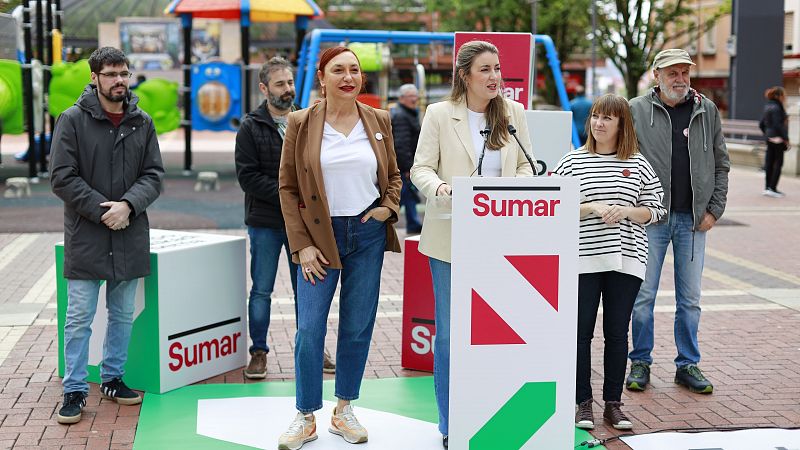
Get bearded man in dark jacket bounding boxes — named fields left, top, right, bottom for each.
left=50, top=47, right=164, bottom=424
left=234, top=57, right=335, bottom=379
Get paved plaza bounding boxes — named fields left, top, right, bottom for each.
left=1, top=133, right=799, bottom=449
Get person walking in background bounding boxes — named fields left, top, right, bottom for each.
left=235, top=57, right=334, bottom=381
left=411, top=40, right=534, bottom=449
left=626, top=49, right=729, bottom=395
left=50, top=47, right=164, bottom=424
left=759, top=86, right=789, bottom=198
left=554, top=94, right=665, bottom=431
left=570, top=85, right=593, bottom=146
left=277, top=46, right=402, bottom=449
left=130, top=74, right=147, bottom=90
left=391, top=83, right=423, bottom=234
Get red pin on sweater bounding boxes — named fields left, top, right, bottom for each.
left=622, top=169, right=631, bottom=177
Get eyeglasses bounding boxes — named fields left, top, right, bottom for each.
left=97, top=71, right=132, bottom=80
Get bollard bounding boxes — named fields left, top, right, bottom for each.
left=4, top=177, right=32, bottom=198
left=194, top=171, right=220, bottom=192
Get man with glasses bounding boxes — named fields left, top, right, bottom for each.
left=50, top=47, right=163, bottom=424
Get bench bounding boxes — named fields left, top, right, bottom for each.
left=722, top=119, right=766, bottom=146
left=721, top=119, right=766, bottom=168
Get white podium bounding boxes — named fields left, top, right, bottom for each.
left=450, top=176, right=579, bottom=450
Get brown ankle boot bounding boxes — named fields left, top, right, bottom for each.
left=575, top=399, right=594, bottom=430
left=604, top=401, right=632, bottom=430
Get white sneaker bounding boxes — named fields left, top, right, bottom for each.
left=764, top=189, right=785, bottom=198
left=329, top=404, right=368, bottom=443
left=278, top=413, right=317, bottom=450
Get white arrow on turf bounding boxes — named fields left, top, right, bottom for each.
left=197, top=396, right=442, bottom=449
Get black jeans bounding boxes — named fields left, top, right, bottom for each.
left=576, top=271, right=642, bottom=404
left=765, top=141, right=785, bottom=191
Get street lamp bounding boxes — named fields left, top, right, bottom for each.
left=591, top=0, right=597, bottom=98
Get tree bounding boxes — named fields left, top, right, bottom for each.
left=426, top=0, right=591, bottom=60
left=319, top=0, right=429, bottom=31
left=595, top=0, right=731, bottom=98
left=425, top=0, right=532, bottom=33
left=536, top=0, right=592, bottom=105
left=426, top=0, right=592, bottom=105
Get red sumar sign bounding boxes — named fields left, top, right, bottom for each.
left=401, top=236, right=435, bottom=372
left=454, top=32, right=534, bottom=109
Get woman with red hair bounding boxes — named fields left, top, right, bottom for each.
left=277, top=46, right=402, bottom=449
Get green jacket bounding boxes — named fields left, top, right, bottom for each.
left=629, top=88, right=730, bottom=229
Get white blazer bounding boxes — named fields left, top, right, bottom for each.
left=410, top=97, right=534, bottom=262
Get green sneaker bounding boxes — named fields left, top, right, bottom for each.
left=675, top=364, right=713, bottom=394
left=626, top=361, right=650, bottom=391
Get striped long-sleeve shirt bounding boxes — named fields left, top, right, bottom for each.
left=554, top=148, right=666, bottom=280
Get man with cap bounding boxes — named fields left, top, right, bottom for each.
left=626, top=49, right=729, bottom=394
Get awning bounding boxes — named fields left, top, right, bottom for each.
left=164, top=0, right=323, bottom=23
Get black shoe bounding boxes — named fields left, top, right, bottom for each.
left=575, top=399, right=594, bottom=430
left=675, top=364, right=713, bottom=394
left=626, top=361, right=650, bottom=391
left=57, top=391, right=87, bottom=424
left=442, top=435, right=448, bottom=449
left=100, top=378, right=142, bottom=405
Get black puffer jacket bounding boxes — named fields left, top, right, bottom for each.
left=234, top=101, right=287, bottom=228
left=391, top=104, right=420, bottom=172
left=50, top=84, right=164, bottom=280
left=759, top=99, right=789, bottom=141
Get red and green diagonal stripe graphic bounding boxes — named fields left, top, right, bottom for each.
left=469, top=382, right=556, bottom=450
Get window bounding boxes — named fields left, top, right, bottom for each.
left=785, top=12, right=794, bottom=53
left=702, top=24, right=716, bottom=55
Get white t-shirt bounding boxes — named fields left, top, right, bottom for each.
left=468, top=109, right=501, bottom=177
left=320, top=120, right=380, bottom=216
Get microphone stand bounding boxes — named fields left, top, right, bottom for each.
left=507, top=124, right=538, bottom=176
left=477, top=126, right=491, bottom=176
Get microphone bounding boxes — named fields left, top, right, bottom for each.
left=477, top=125, right=491, bottom=176
left=507, top=124, right=539, bottom=176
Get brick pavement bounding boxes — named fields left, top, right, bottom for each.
left=1, top=166, right=799, bottom=449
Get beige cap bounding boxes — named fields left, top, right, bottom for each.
left=653, top=49, right=695, bottom=70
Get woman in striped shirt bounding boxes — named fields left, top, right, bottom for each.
left=554, top=94, right=666, bottom=431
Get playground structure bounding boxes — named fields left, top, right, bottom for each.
left=165, top=0, right=323, bottom=172
left=0, top=1, right=208, bottom=177
left=3, top=2, right=583, bottom=176
left=0, top=1, right=62, bottom=177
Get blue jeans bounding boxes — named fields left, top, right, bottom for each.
left=294, top=209, right=386, bottom=413
left=400, top=172, right=421, bottom=231
left=63, top=279, right=139, bottom=394
left=247, top=226, right=298, bottom=354
left=429, top=257, right=451, bottom=436
left=630, top=212, right=706, bottom=368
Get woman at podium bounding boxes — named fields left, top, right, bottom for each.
left=553, top=94, right=665, bottom=431
left=277, top=46, right=402, bottom=449
left=410, top=40, right=534, bottom=449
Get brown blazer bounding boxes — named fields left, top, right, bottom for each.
left=279, top=100, right=402, bottom=269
